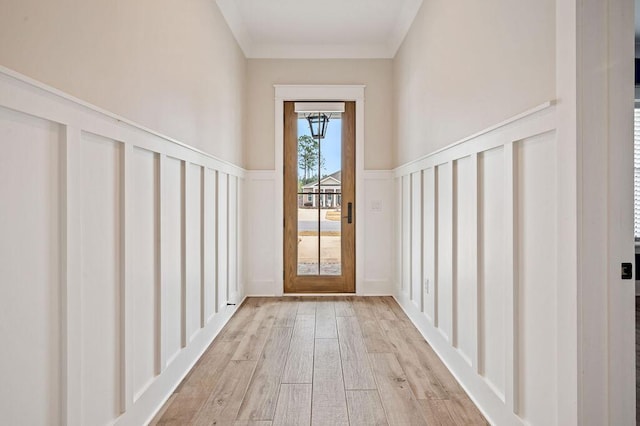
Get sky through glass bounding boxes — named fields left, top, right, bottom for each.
left=298, top=117, right=342, bottom=177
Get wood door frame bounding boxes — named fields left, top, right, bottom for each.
left=283, top=101, right=356, bottom=293
left=274, top=85, right=365, bottom=295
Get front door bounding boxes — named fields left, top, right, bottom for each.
left=283, top=101, right=355, bottom=293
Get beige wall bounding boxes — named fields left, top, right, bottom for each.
left=393, top=0, right=556, bottom=166
left=245, top=59, right=393, bottom=170
left=0, top=0, right=246, bottom=165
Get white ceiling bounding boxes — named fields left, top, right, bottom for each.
left=215, top=0, right=423, bottom=58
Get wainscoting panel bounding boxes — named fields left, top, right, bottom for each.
left=436, top=161, right=453, bottom=343
left=163, top=156, right=185, bottom=365
left=478, top=146, right=506, bottom=401
left=0, top=68, right=245, bottom=426
left=362, top=170, right=394, bottom=294
left=237, top=178, right=245, bottom=301
left=395, top=176, right=403, bottom=294
left=410, top=171, right=423, bottom=311
left=228, top=175, right=239, bottom=303
left=80, top=132, right=123, bottom=425
left=402, top=174, right=411, bottom=295
left=454, top=154, right=477, bottom=368
left=515, top=133, right=557, bottom=425
left=394, top=102, right=557, bottom=426
left=422, top=167, right=437, bottom=325
left=203, top=168, right=217, bottom=322
left=244, top=171, right=278, bottom=295
left=0, top=107, right=62, bottom=425
left=185, top=162, right=203, bottom=343
left=130, top=147, right=160, bottom=401
left=217, top=172, right=229, bottom=310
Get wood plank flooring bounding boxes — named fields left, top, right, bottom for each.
left=151, top=297, right=487, bottom=426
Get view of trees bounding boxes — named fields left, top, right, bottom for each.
left=298, top=135, right=325, bottom=185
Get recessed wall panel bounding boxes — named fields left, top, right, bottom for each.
left=246, top=177, right=273, bottom=287
left=0, top=108, right=61, bottom=425
left=437, top=162, right=453, bottom=340
left=131, top=147, right=159, bottom=399
left=186, top=163, right=202, bottom=341
left=517, top=134, right=557, bottom=424
left=163, top=157, right=183, bottom=363
left=228, top=175, right=238, bottom=301
left=479, top=146, right=506, bottom=399
left=411, top=171, right=423, bottom=310
left=217, top=172, right=229, bottom=309
left=204, top=169, right=217, bottom=320
left=236, top=178, right=244, bottom=298
left=395, top=177, right=403, bottom=290
left=80, top=132, right=122, bottom=424
left=455, top=156, right=474, bottom=364
left=422, top=168, right=437, bottom=324
left=402, top=175, right=411, bottom=294
left=363, top=175, right=393, bottom=285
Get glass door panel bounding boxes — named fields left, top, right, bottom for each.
left=296, top=116, right=343, bottom=276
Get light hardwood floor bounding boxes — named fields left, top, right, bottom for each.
left=151, top=297, right=487, bottom=426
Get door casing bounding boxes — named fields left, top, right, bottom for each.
left=274, top=85, right=365, bottom=295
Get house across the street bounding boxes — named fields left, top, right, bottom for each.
left=300, top=170, right=341, bottom=208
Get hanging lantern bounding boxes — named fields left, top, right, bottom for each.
left=306, top=113, right=330, bottom=139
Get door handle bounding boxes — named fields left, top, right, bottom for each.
left=342, top=202, right=353, bottom=224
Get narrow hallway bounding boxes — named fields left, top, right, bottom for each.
left=151, top=297, right=486, bottom=425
